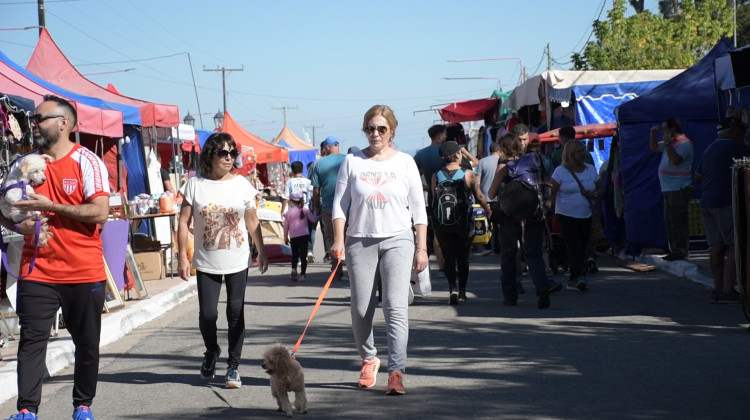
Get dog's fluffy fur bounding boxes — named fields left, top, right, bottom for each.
left=262, top=343, right=307, bottom=417
left=0, top=154, right=52, bottom=245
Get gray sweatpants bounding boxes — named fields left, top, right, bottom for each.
left=347, top=229, right=413, bottom=373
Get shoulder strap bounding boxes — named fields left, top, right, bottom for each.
left=451, top=168, right=465, bottom=180
left=564, top=165, right=596, bottom=213
left=436, top=169, right=448, bottom=182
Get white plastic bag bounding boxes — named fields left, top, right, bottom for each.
left=410, top=268, right=432, bottom=297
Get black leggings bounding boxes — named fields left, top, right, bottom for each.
left=435, top=230, right=472, bottom=292
left=196, top=269, right=248, bottom=369
left=290, top=235, right=310, bottom=274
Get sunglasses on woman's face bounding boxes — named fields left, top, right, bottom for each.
left=363, top=125, right=388, bottom=135
left=216, top=149, right=239, bottom=159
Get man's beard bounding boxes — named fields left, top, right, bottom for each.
left=33, top=132, right=54, bottom=149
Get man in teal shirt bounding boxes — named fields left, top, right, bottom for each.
left=311, top=136, right=346, bottom=279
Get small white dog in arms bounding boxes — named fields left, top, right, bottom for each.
left=0, top=153, right=53, bottom=246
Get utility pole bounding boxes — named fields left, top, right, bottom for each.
left=37, top=0, right=45, bottom=35
left=547, top=43, right=552, bottom=71
left=203, top=65, right=243, bottom=114
left=272, top=105, right=298, bottom=126
left=304, top=124, right=323, bottom=147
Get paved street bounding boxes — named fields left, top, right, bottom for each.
left=1, top=244, right=749, bottom=419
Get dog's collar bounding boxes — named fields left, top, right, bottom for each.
left=1, top=181, right=29, bottom=200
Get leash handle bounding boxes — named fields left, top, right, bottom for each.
left=291, top=258, right=341, bottom=359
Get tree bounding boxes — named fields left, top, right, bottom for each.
left=573, top=0, right=734, bottom=70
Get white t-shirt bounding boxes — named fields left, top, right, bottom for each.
left=182, top=175, right=258, bottom=274
left=333, top=150, right=428, bottom=238
left=282, top=176, right=312, bottom=206
left=551, top=164, right=598, bottom=219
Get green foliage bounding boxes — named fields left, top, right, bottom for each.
left=573, top=0, right=734, bottom=70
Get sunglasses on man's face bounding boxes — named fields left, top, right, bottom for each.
left=363, top=125, right=388, bottom=135
left=216, top=149, right=239, bottom=159
left=31, top=114, right=65, bottom=125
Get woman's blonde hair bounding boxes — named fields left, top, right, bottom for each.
left=561, top=140, right=586, bottom=167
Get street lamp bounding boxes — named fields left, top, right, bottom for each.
left=213, top=110, right=224, bottom=130
left=448, top=57, right=526, bottom=84
left=183, top=111, right=195, bottom=127
left=442, top=77, right=503, bottom=91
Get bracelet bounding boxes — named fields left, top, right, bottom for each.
left=415, top=248, right=427, bottom=253
left=13, top=223, right=21, bottom=234
left=49, top=202, right=55, bottom=212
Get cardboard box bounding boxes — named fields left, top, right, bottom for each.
left=133, top=251, right=164, bottom=281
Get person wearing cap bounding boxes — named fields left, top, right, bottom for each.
left=432, top=141, right=491, bottom=304
left=331, top=105, right=428, bottom=395
left=649, top=117, right=694, bottom=261
left=310, top=136, right=347, bottom=279
left=283, top=190, right=320, bottom=282
left=695, top=117, right=750, bottom=303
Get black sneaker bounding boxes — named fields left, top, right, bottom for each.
left=200, top=347, right=221, bottom=379
left=449, top=291, right=459, bottom=305
left=323, top=253, right=331, bottom=263
left=537, top=286, right=550, bottom=309
left=458, top=291, right=468, bottom=301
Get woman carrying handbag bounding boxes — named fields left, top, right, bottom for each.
left=547, top=141, right=603, bottom=291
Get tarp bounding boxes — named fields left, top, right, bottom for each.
left=0, top=91, right=34, bottom=114
left=26, top=29, right=179, bottom=128
left=221, top=111, right=288, bottom=164
left=0, top=49, right=124, bottom=137
left=439, top=98, right=501, bottom=123
left=616, top=38, right=733, bottom=250
left=503, top=69, right=683, bottom=169
left=271, top=125, right=316, bottom=176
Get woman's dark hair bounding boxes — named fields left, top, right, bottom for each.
left=498, top=133, right=522, bottom=159
left=199, top=132, right=238, bottom=176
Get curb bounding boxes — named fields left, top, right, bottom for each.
left=0, top=279, right=197, bottom=406
left=618, top=251, right=713, bottom=289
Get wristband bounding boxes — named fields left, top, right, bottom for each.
left=14, top=223, right=21, bottom=234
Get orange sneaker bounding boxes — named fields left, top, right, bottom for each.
left=386, top=370, right=405, bottom=395
left=358, top=357, right=380, bottom=388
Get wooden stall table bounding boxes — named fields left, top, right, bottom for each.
left=127, top=211, right=177, bottom=279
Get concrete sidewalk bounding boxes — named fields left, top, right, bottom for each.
left=0, top=248, right=716, bottom=407
left=0, top=276, right=196, bottom=405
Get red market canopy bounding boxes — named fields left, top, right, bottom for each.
left=26, top=29, right=180, bottom=128
left=438, top=98, right=500, bottom=123
left=221, top=111, right=288, bottom=164
left=538, top=122, right=617, bottom=143
left=0, top=50, right=122, bottom=137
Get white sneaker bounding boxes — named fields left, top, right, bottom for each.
left=307, top=252, right=315, bottom=263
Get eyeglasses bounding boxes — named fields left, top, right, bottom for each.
left=363, top=125, right=388, bottom=135
left=216, top=149, right=239, bottom=159
left=31, top=114, right=65, bottom=124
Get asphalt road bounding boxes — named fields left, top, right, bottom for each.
left=2, top=249, right=749, bottom=419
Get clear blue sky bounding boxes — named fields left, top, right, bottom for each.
left=1, top=0, right=656, bottom=155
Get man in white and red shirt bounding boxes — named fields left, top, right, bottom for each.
left=1, top=95, right=110, bottom=420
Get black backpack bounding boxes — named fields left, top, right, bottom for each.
left=499, top=153, right=544, bottom=220
left=432, top=168, right=474, bottom=235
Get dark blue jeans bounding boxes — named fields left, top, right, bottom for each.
left=498, top=217, right=549, bottom=302
left=663, top=185, right=693, bottom=258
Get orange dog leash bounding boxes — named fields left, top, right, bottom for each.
left=291, top=258, right=341, bottom=359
